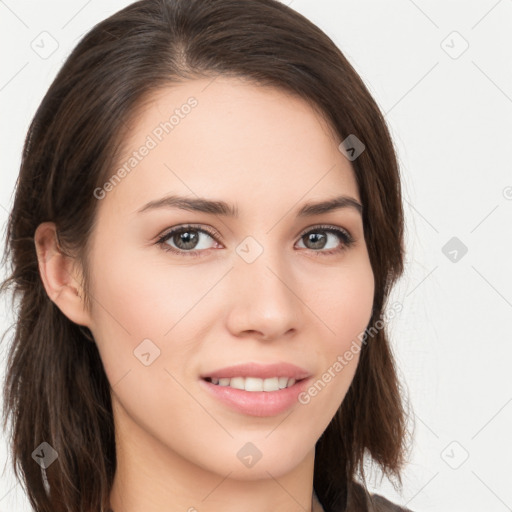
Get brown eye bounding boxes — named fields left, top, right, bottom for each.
left=296, top=226, right=354, bottom=254
left=167, top=229, right=202, bottom=250
left=156, top=225, right=220, bottom=256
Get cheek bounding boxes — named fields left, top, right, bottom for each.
left=305, top=260, right=373, bottom=391
left=293, top=255, right=373, bottom=409
left=308, top=257, right=375, bottom=349
left=89, top=241, right=212, bottom=336
left=86, top=242, right=226, bottom=382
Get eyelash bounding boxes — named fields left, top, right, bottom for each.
left=155, top=223, right=355, bottom=258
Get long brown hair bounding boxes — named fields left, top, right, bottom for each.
left=1, top=1, right=412, bottom=510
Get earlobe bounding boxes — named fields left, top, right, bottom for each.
left=34, top=222, right=93, bottom=328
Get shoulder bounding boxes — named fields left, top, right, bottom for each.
left=368, top=492, right=413, bottom=512
left=347, top=480, right=413, bottom=512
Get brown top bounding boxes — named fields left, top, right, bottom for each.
left=313, top=481, right=413, bottom=512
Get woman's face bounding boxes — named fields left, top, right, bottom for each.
left=83, top=77, right=374, bottom=481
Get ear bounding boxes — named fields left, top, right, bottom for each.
left=34, top=221, right=93, bottom=328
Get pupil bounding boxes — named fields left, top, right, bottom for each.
left=307, top=232, right=326, bottom=249
left=176, top=230, right=198, bottom=249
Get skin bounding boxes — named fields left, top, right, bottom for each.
left=35, top=77, right=375, bottom=512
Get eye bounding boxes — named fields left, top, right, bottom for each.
left=296, top=225, right=354, bottom=255
left=156, top=224, right=220, bottom=257
left=155, top=223, right=355, bottom=257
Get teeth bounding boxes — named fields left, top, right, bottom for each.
left=209, top=376, right=297, bottom=391
left=278, top=376, right=289, bottom=389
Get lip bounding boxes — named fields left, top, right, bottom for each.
left=199, top=375, right=312, bottom=417
left=199, top=362, right=312, bottom=380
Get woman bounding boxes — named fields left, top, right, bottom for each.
left=1, top=0, right=414, bottom=511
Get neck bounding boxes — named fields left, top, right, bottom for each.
left=109, top=398, right=319, bottom=512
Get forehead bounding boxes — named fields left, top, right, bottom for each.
left=99, top=77, right=360, bottom=218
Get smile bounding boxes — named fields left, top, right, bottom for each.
left=204, top=376, right=300, bottom=391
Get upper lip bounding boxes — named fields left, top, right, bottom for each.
left=200, top=362, right=312, bottom=380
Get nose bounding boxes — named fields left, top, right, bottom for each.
left=224, top=246, right=304, bottom=341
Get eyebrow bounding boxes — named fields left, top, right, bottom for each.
left=136, top=194, right=363, bottom=217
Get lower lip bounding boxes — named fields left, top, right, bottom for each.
left=199, top=377, right=311, bottom=417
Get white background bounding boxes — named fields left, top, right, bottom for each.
left=1, top=1, right=511, bottom=511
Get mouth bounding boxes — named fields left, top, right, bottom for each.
left=199, top=374, right=313, bottom=417
left=202, top=375, right=306, bottom=392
